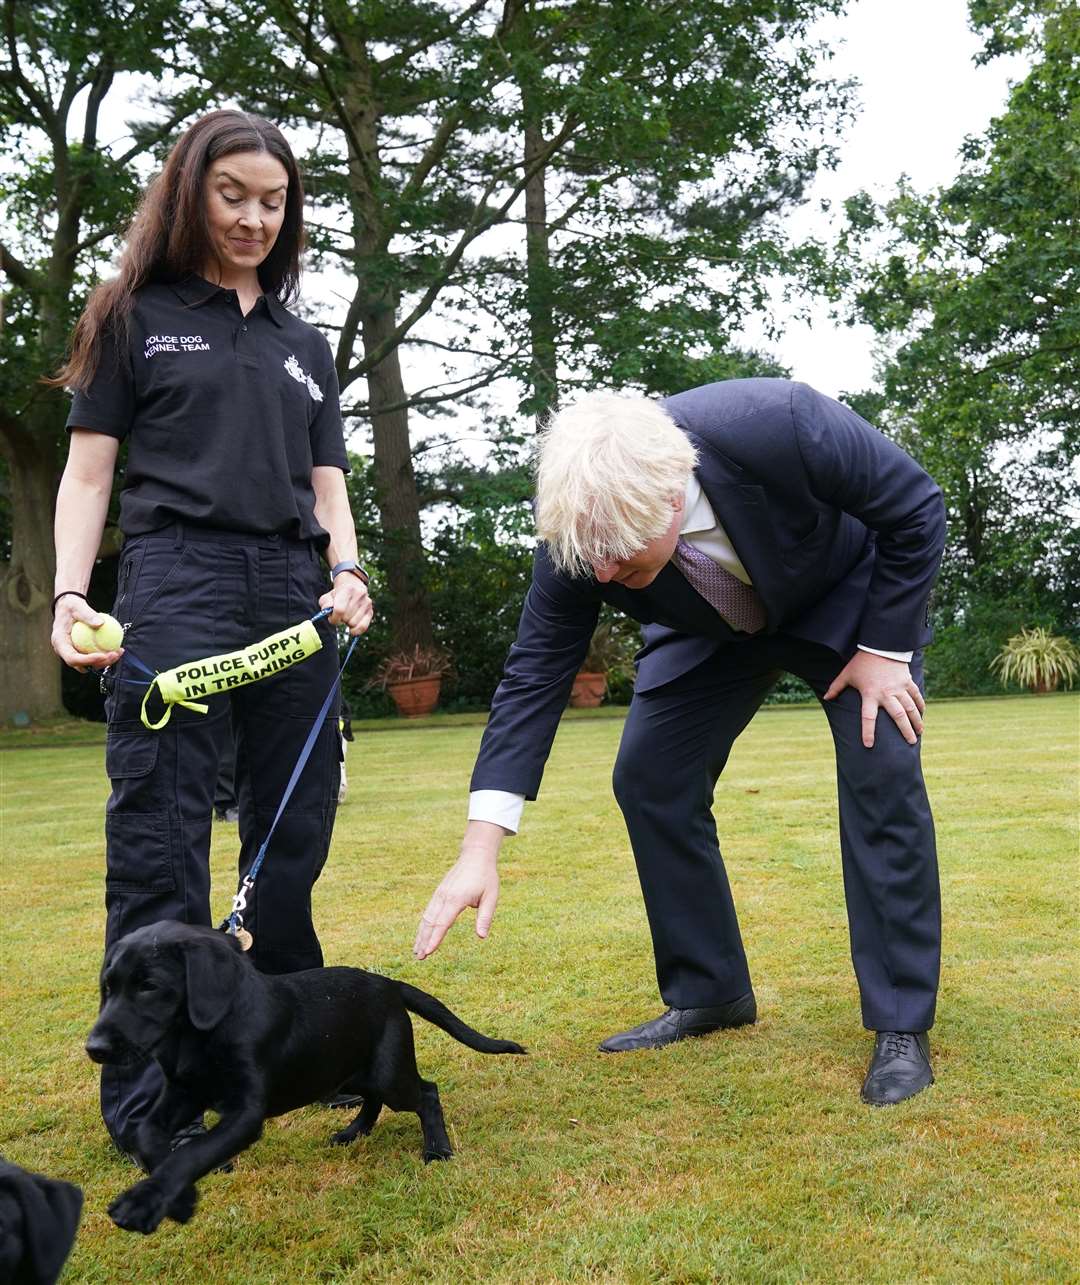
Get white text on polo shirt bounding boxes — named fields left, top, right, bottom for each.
left=284, top=353, right=325, bottom=402
left=144, top=334, right=211, bottom=358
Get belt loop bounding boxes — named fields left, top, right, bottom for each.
left=172, top=522, right=185, bottom=549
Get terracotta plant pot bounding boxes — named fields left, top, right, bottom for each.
left=569, top=670, right=606, bottom=709
left=387, top=675, right=442, bottom=718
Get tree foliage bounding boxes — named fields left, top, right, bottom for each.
left=222, top=0, right=852, bottom=654
left=0, top=0, right=224, bottom=718
left=2, top=0, right=862, bottom=713
left=836, top=0, right=1079, bottom=678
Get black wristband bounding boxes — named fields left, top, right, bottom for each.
left=52, top=590, right=88, bottom=615
left=330, top=559, right=370, bottom=586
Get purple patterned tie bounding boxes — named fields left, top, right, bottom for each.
left=670, top=537, right=766, bottom=634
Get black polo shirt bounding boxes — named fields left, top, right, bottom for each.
left=66, top=275, right=350, bottom=545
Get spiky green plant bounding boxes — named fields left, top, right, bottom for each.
left=990, top=627, right=1079, bottom=693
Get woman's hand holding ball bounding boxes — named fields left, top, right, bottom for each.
left=72, top=614, right=124, bottom=653
left=51, top=599, right=125, bottom=672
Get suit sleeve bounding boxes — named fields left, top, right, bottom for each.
left=470, top=545, right=600, bottom=799
left=790, top=383, right=946, bottom=651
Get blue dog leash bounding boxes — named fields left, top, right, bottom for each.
left=224, top=616, right=358, bottom=946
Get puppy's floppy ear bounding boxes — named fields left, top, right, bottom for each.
left=182, top=937, right=243, bottom=1032
left=0, top=1159, right=83, bottom=1285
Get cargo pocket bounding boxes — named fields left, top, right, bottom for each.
left=105, top=720, right=159, bottom=780
left=105, top=811, right=175, bottom=893
left=104, top=720, right=174, bottom=893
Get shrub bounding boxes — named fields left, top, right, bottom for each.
left=366, top=645, right=453, bottom=690
left=990, top=627, right=1079, bottom=693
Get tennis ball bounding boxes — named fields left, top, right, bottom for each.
left=94, top=614, right=125, bottom=651
left=70, top=622, right=96, bottom=653
left=71, top=614, right=124, bottom=654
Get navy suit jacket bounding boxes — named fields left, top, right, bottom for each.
left=472, top=379, right=946, bottom=800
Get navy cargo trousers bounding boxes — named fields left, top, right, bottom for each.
left=100, top=524, right=342, bottom=1156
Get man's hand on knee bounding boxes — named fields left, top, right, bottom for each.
left=824, top=651, right=925, bottom=748
left=413, top=823, right=505, bottom=959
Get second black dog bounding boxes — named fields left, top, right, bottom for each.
left=85, top=921, right=526, bottom=1234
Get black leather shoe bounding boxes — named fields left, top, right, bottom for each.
left=117, top=1121, right=235, bottom=1173
left=599, top=991, right=757, bottom=1052
left=319, top=1091, right=365, bottom=1110
left=113, top=1141, right=150, bottom=1172
left=861, top=1031, right=934, bottom=1106
left=170, top=1121, right=234, bottom=1173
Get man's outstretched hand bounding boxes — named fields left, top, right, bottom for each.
left=824, top=650, right=925, bottom=748
left=413, top=822, right=505, bottom=959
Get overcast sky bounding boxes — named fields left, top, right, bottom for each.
left=739, top=0, right=1030, bottom=398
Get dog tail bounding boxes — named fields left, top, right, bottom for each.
left=397, top=983, right=526, bottom=1056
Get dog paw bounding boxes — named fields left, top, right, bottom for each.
left=330, top=1125, right=371, bottom=1146
left=166, top=1184, right=199, bottom=1224
left=422, top=1147, right=453, bottom=1164
left=108, top=1179, right=169, bottom=1234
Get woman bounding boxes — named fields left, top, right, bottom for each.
left=50, top=110, right=372, bottom=1164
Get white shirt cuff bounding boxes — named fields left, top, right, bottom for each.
left=858, top=644, right=914, bottom=663
left=468, top=790, right=524, bottom=835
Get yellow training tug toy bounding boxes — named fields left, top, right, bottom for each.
left=139, top=618, right=324, bottom=729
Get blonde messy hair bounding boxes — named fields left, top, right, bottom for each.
left=535, top=391, right=697, bottom=577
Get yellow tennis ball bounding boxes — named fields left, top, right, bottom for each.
left=94, top=614, right=125, bottom=651
left=71, top=614, right=124, bottom=654
left=70, top=621, right=96, bottom=653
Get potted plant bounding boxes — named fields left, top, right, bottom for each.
left=369, top=644, right=453, bottom=718
left=990, top=627, right=1079, bottom=694
left=570, top=621, right=634, bottom=709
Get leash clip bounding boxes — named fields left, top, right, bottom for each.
left=229, top=876, right=255, bottom=925
left=222, top=877, right=256, bottom=951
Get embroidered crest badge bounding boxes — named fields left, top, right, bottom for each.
left=284, top=354, right=324, bottom=403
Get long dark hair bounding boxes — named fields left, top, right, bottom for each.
left=52, top=110, right=305, bottom=390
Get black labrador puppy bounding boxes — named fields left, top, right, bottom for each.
left=86, top=921, right=525, bottom=1235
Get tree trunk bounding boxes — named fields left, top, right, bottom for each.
left=0, top=431, right=62, bottom=720
left=363, top=308, right=434, bottom=653
left=335, top=22, right=435, bottom=655
left=962, top=469, right=986, bottom=568
left=524, top=124, right=558, bottom=425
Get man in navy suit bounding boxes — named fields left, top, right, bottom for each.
left=414, top=380, right=945, bottom=1105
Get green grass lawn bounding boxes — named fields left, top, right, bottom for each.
left=1, top=695, right=1077, bottom=1283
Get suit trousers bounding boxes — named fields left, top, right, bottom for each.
left=611, top=633, right=940, bottom=1032
left=99, top=525, right=341, bottom=1156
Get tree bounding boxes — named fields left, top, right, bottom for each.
left=3, top=0, right=854, bottom=718
left=0, top=0, right=222, bottom=720
left=836, top=0, right=1079, bottom=660
left=491, top=0, right=853, bottom=406
left=229, top=0, right=567, bottom=653
left=233, top=0, right=851, bottom=652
